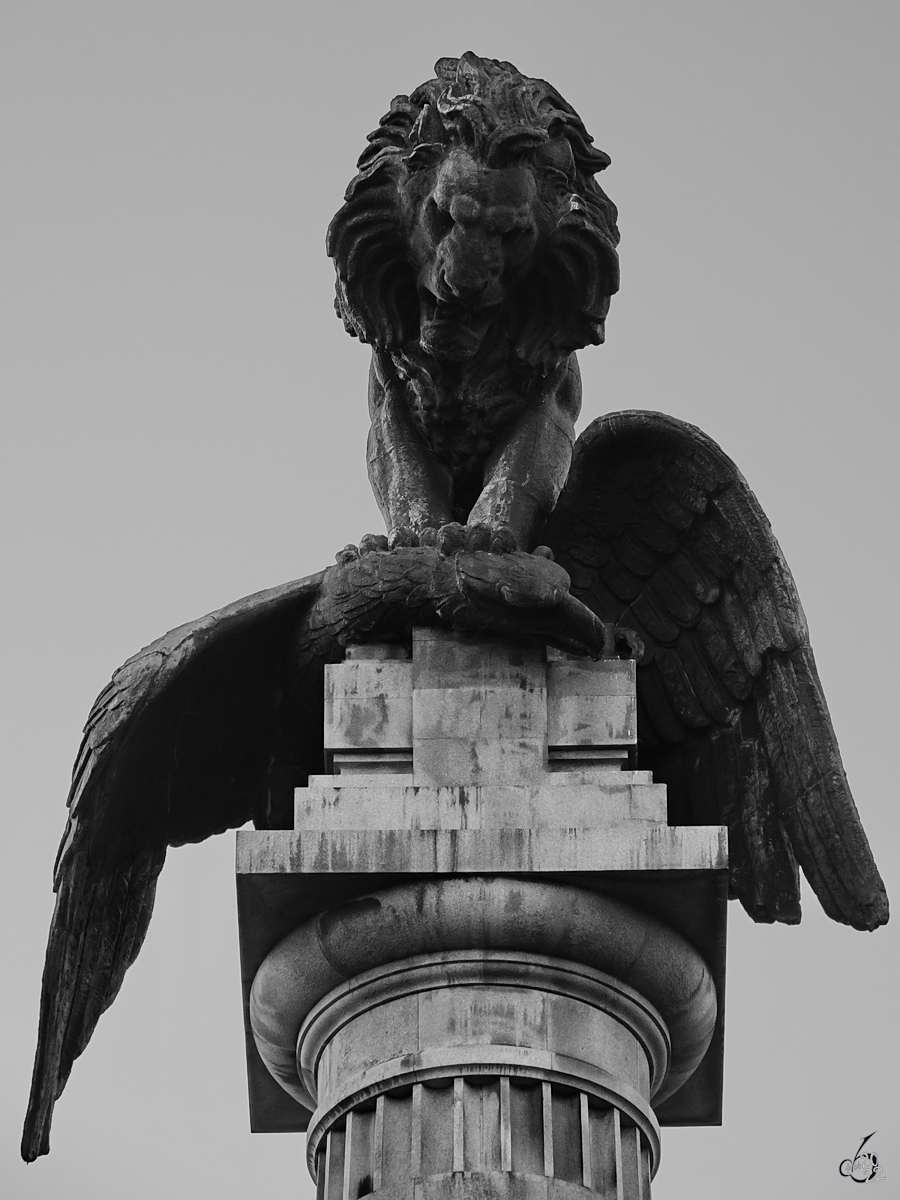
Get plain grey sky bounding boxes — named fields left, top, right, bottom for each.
left=2, top=3, right=897, bottom=1197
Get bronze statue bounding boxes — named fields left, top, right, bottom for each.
left=22, top=52, right=888, bottom=1164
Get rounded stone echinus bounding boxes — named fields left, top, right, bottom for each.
left=250, top=877, right=717, bottom=1200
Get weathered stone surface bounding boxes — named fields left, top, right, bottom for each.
left=249, top=874, right=718, bottom=1199
left=412, top=631, right=548, bottom=787
left=296, top=778, right=666, bottom=830
left=238, top=630, right=728, bottom=1146
left=241, top=825, right=725, bottom=876
left=322, top=631, right=646, bottom=788
left=300, top=955, right=664, bottom=1173
left=251, top=877, right=715, bottom=1109
left=325, top=646, right=412, bottom=753
left=547, top=655, right=636, bottom=748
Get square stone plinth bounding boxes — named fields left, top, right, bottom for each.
left=236, top=633, right=728, bottom=1136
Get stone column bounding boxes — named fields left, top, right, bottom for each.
left=237, top=632, right=728, bottom=1200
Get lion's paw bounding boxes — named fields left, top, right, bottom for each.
left=338, top=527, right=555, bottom=565
left=335, top=543, right=361, bottom=565
left=434, top=522, right=464, bottom=554
left=433, top=522, right=524, bottom=555
left=388, top=526, right=419, bottom=550
left=436, top=522, right=499, bottom=554
left=334, top=533, right=392, bottom=564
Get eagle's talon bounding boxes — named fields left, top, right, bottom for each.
left=359, top=533, right=390, bottom=554
left=335, top=544, right=361, bottom=565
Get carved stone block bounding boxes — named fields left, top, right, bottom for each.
left=325, top=644, right=413, bottom=754
left=237, top=632, right=728, bottom=1147
left=412, top=631, right=547, bottom=786
left=547, top=653, right=636, bottom=749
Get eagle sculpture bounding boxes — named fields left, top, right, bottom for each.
left=23, top=52, right=888, bottom=1163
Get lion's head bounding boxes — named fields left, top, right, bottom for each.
left=327, top=53, right=620, bottom=373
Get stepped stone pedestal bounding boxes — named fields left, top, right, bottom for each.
left=237, top=630, right=728, bottom=1200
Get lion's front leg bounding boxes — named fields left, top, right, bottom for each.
left=468, top=356, right=580, bottom=552
left=366, top=358, right=454, bottom=542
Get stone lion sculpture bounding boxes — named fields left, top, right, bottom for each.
left=327, top=51, right=620, bottom=552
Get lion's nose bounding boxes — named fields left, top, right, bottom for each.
left=437, top=242, right=498, bottom=301
left=439, top=267, right=488, bottom=301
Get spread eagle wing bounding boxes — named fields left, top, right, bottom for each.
left=541, top=410, right=889, bottom=932
left=22, top=572, right=329, bottom=1162
left=23, top=543, right=614, bottom=1161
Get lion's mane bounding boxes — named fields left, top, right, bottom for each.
left=327, top=53, right=620, bottom=373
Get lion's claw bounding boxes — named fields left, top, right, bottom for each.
left=436, top=522, right=467, bottom=555
left=489, top=526, right=518, bottom=554
left=463, top=522, right=492, bottom=552
left=347, top=525, right=546, bottom=564
left=433, top=522, right=518, bottom=555
left=388, top=526, right=419, bottom=550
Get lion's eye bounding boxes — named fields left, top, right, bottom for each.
left=499, top=218, right=534, bottom=242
